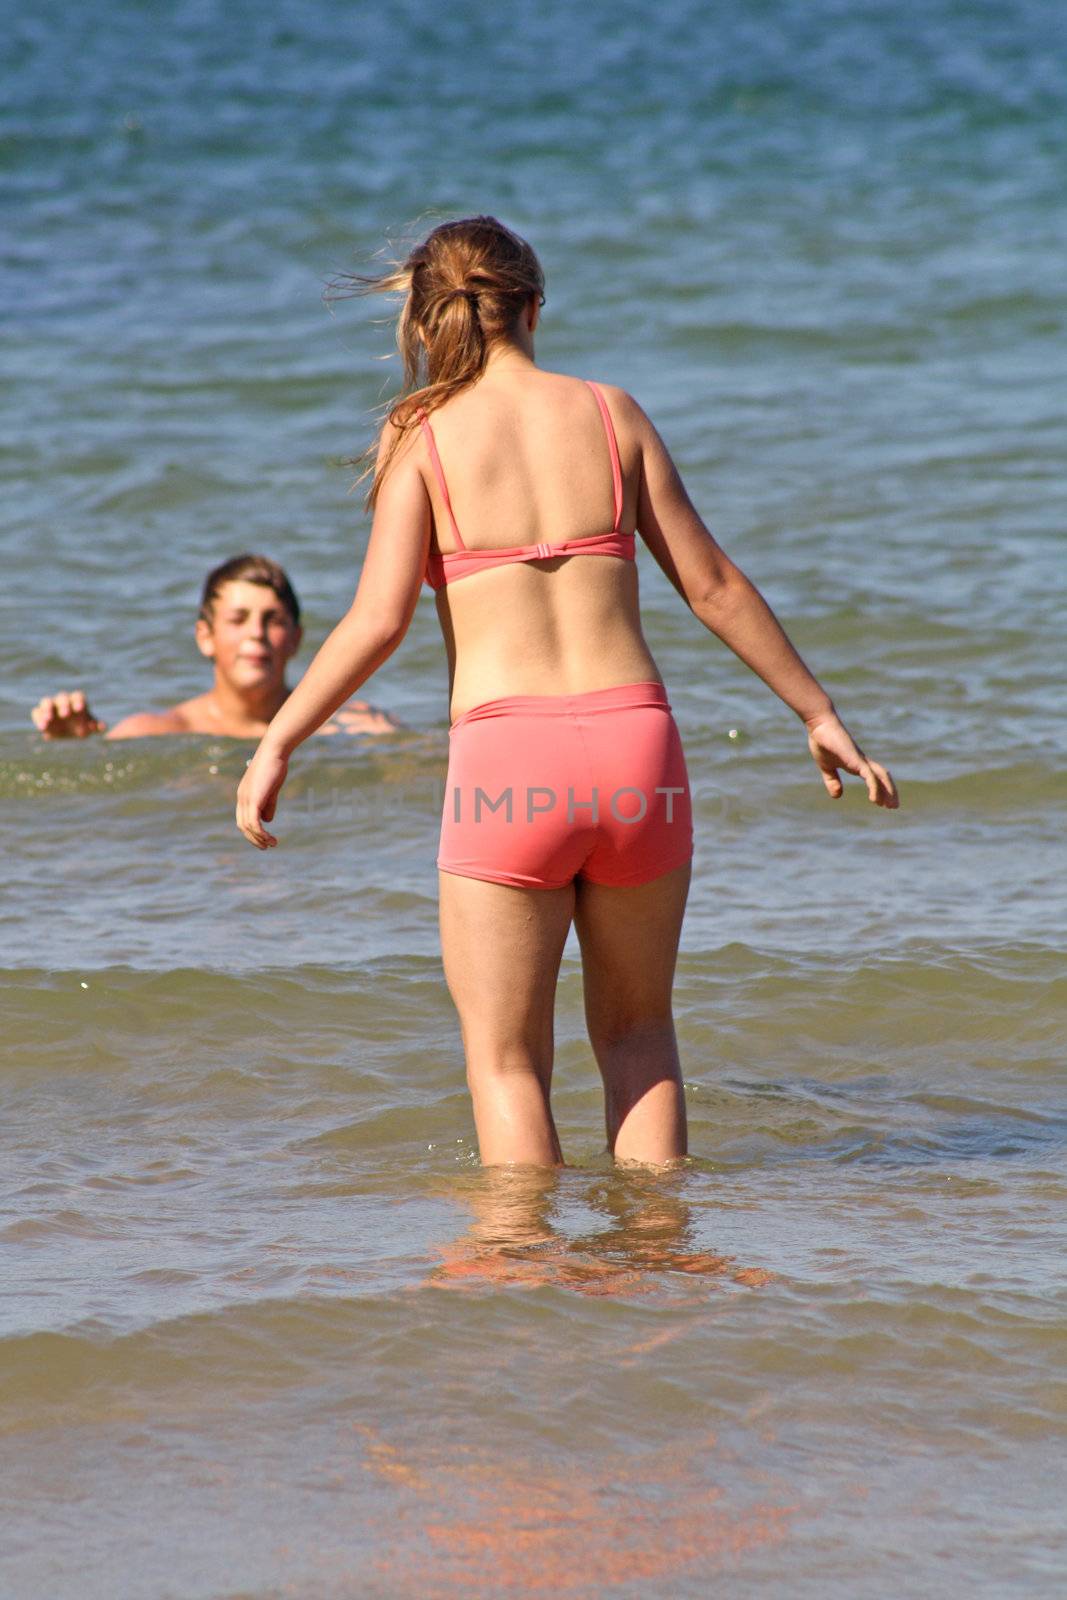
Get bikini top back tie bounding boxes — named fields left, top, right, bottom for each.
left=418, top=379, right=636, bottom=591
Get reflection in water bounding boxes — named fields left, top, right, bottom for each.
left=425, top=1166, right=773, bottom=1295
left=353, top=1422, right=799, bottom=1596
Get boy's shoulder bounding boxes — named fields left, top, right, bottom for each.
left=105, top=698, right=203, bottom=740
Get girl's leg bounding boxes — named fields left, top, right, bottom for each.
left=438, top=871, right=576, bottom=1167
left=573, top=861, right=692, bottom=1165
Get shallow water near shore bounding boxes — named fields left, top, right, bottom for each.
left=3, top=0, right=1066, bottom=1595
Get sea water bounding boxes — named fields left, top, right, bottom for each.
left=2, top=1, right=1065, bottom=1594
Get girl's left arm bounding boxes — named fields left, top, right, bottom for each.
left=236, top=424, right=429, bottom=848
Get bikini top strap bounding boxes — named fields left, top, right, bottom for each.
left=585, top=380, right=624, bottom=533
left=416, top=407, right=466, bottom=550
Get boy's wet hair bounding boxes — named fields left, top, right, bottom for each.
left=198, top=554, right=301, bottom=627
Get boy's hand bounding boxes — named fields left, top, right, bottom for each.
left=236, top=744, right=289, bottom=849
left=319, top=697, right=401, bottom=736
left=804, top=712, right=898, bottom=808
left=31, top=690, right=107, bottom=739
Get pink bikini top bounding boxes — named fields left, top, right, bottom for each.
left=418, top=378, right=636, bottom=591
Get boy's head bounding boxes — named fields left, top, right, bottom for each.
left=195, top=554, right=303, bottom=691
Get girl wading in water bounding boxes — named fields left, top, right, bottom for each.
left=236, top=215, right=898, bottom=1168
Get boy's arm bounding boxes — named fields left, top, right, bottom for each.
left=105, top=710, right=187, bottom=739
left=318, top=696, right=404, bottom=736
left=30, top=689, right=187, bottom=740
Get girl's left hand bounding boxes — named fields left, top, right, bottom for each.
left=236, top=744, right=289, bottom=849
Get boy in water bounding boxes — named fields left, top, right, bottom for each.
left=30, top=553, right=399, bottom=740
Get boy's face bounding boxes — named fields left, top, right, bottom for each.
left=195, top=580, right=302, bottom=691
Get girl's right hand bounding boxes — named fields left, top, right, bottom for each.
left=804, top=712, right=899, bottom=808
left=235, top=742, right=289, bottom=849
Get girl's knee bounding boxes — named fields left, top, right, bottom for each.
left=465, top=1039, right=550, bottom=1087
left=589, top=1011, right=676, bottom=1054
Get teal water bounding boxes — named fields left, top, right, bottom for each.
left=2, top=1, right=1066, bottom=1595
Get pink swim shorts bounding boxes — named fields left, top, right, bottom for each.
left=437, top=680, right=694, bottom=890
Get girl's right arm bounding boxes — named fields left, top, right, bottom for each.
left=619, top=389, right=898, bottom=809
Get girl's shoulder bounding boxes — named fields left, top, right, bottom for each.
left=577, top=379, right=653, bottom=454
